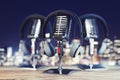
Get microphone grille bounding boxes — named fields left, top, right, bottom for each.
left=53, top=16, right=69, bottom=40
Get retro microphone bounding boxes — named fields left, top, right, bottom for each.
left=28, top=19, right=41, bottom=69
left=84, top=19, right=98, bottom=69
left=20, top=14, right=45, bottom=69
left=80, top=13, right=109, bottom=69
left=43, top=10, right=82, bottom=74
left=54, top=15, right=71, bottom=74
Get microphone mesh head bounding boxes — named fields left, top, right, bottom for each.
left=28, top=19, right=41, bottom=38
left=53, top=16, right=69, bottom=40
left=85, top=19, right=98, bottom=39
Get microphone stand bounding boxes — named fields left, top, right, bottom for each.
left=30, top=38, right=37, bottom=69
left=89, top=38, right=94, bottom=69
left=57, top=41, right=63, bottom=74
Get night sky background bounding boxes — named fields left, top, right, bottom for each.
left=0, top=0, right=120, bottom=51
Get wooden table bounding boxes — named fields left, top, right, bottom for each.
left=0, top=66, right=120, bottom=80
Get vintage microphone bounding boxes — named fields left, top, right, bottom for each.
left=84, top=19, right=98, bottom=69
left=43, top=10, right=82, bottom=74
left=20, top=14, right=45, bottom=69
left=54, top=15, right=71, bottom=74
left=28, top=19, right=41, bottom=69
left=80, top=13, right=109, bottom=69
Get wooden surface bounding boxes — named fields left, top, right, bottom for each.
left=0, top=66, right=120, bottom=80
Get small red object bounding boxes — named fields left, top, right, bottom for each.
left=58, top=47, right=61, bottom=54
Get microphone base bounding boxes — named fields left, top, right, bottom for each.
left=44, top=68, right=79, bottom=75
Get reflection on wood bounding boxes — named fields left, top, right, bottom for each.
left=0, top=67, right=120, bottom=80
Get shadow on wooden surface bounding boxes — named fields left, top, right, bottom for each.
left=0, top=66, right=120, bottom=80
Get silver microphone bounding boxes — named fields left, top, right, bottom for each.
left=84, top=19, right=99, bottom=69
left=27, top=19, right=41, bottom=69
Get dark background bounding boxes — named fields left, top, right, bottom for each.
left=0, top=0, right=120, bottom=51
